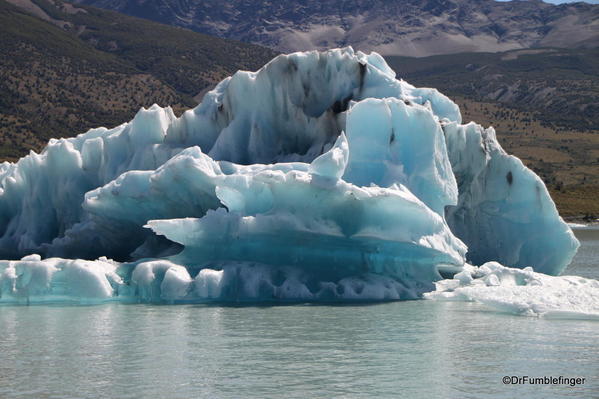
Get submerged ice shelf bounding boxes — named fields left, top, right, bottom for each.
left=0, top=48, right=585, bottom=307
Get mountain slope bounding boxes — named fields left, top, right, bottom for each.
left=386, top=47, right=599, bottom=132
left=71, top=0, right=599, bottom=57
left=0, top=0, right=277, bottom=159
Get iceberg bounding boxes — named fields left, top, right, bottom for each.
left=443, top=122, right=579, bottom=275
left=425, top=262, right=599, bottom=320
left=0, top=48, right=581, bottom=304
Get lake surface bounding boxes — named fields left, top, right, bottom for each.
left=1, top=227, right=597, bottom=399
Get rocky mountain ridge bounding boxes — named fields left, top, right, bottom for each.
left=73, top=0, right=599, bottom=56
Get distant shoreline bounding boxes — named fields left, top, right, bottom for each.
left=565, top=218, right=599, bottom=226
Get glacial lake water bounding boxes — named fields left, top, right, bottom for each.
left=0, top=227, right=597, bottom=399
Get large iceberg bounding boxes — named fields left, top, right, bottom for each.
left=0, top=48, right=580, bottom=304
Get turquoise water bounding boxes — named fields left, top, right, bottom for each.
left=0, top=228, right=597, bottom=399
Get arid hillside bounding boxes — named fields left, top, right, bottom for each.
left=0, top=0, right=277, bottom=159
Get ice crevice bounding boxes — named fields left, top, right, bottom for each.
left=0, top=47, right=585, bottom=308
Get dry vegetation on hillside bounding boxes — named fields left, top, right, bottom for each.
left=0, top=0, right=276, bottom=159
left=457, top=97, right=599, bottom=219
left=0, top=43, right=188, bottom=159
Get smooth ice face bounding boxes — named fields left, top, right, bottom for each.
left=0, top=47, right=582, bottom=304
left=343, top=98, right=457, bottom=215
left=443, top=122, right=579, bottom=275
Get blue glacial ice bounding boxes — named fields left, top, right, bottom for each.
left=0, top=47, right=583, bottom=305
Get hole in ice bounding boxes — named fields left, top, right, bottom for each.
left=330, top=94, right=353, bottom=114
